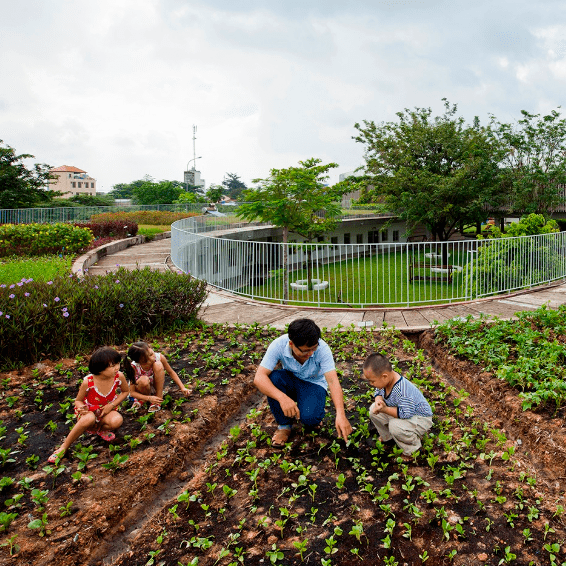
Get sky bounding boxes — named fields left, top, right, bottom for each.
left=1, top=0, right=566, bottom=193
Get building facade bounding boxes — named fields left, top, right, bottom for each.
left=49, top=166, right=97, bottom=198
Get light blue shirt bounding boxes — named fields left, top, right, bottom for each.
left=260, top=334, right=335, bottom=391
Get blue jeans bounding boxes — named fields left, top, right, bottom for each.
left=267, top=369, right=327, bottom=427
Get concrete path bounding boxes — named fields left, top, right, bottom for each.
left=90, top=237, right=566, bottom=332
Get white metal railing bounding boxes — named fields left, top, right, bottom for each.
left=171, top=218, right=566, bottom=307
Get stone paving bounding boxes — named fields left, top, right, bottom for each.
left=90, top=237, right=566, bottom=332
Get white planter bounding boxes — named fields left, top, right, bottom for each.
left=430, top=265, right=463, bottom=274
left=290, top=278, right=329, bottom=291
left=425, top=252, right=451, bottom=260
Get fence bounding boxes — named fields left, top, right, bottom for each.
left=171, top=217, right=566, bottom=307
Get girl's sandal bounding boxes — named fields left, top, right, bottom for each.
left=96, top=431, right=115, bottom=441
left=148, top=404, right=161, bottom=413
left=48, top=447, right=65, bottom=464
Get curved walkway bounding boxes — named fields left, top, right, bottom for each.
left=87, top=237, right=566, bottom=332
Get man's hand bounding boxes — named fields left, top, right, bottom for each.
left=335, top=414, right=353, bottom=442
left=279, top=395, right=300, bottom=419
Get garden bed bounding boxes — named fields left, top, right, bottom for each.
left=0, top=324, right=565, bottom=565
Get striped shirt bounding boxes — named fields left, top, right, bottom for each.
left=374, top=375, right=432, bottom=419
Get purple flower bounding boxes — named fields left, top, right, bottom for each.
left=0, top=284, right=5, bottom=288
left=24, top=292, right=30, bottom=297
left=0, top=311, right=2, bottom=316
left=94, top=285, right=99, bottom=289
left=54, top=297, right=60, bottom=302
left=43, top=304, right=47, bottom=307
left=17, top=282, right=23, bottom=287
left=5, top=315, right=10, bottom=319
left=63, top=312, right=69, bottom=317
left=62, top=307, right=68, bottom=312
left=9, top=284, right=15, bottom=289
left=47, top=281, right=53, bottom=285
left=27, top=278, right=33, bottom=282
left=9, top=294, right=15, bottom=299
left=119, top=304, right=124, bottom=308
left=115, top=280, right=120, bottom=284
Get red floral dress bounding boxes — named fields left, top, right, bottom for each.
left=75, top=373, right=122, bottom=422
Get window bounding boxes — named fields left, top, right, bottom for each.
left=91, top=182, right=95, bottom=188
left=368, top=230, right=380, bottom=243
left=344, top=233, right=351, bottom=244
left=77, top=182, right=82, bottom=188
left=71, top=182, right=76, bottom=188
left=317, top=236, right=324, bottom=243
left=356, top=234, right=363, bottom=244
left=68, top=173, right=71, bottom=178
left=393, top=230, right=399, bottom=242
left=381, top=229, right=389, bottom=242
left=331, top=236, right=338, bottom=246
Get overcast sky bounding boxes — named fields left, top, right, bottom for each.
left=1, top=0, right=566, bottom=192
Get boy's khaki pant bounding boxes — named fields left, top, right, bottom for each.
left=369, top=410, right=433, bottom=455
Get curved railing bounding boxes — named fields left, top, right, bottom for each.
left=171, top=216, right=566, bottom=307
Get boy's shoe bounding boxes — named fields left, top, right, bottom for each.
left=272, top=428, right=292, bottom=447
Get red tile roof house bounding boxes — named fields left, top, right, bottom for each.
left=49, top=166, right=97, bottom=198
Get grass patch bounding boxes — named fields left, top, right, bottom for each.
left=137, top=225, right=171, bottom=239
left=0, top=255, right=72, bottom=285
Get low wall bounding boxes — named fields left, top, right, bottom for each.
left=72, top=231, right=171, bottom=277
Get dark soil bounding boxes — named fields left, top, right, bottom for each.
left=0, top=324, right=565, bottom=566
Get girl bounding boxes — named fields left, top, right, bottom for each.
left=48, top=347, right=129, bottom=463
left=124, top=341, right=189, bottom=412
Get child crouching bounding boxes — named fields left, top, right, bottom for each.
left=362, top=353, right=433, bottom=456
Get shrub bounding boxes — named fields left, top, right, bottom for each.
left=0, top=223, right=93, bottom=257
left=90, top=211, right=198, bottom=226
left=74, top=220, right=138, bottom=239
left=0, top=267, right=208, bottom=368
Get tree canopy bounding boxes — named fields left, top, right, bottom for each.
left=490, top=108, right=566, bottom=214
left=0, top=140, right=54, bottom=209
left=206, top=184, right=224, bottom=203
left=131, top=178, right=185, bottom=205
left=222, top=173, right=247, bottom=199
left=354, top=100, right=504, bottom=241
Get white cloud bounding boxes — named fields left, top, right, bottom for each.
left=1, top=0, right=566, bottom=192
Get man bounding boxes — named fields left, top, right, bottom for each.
left=254, top=318, right=352, bottom=447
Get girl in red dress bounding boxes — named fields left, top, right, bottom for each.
left=48, top=347, right=129, bottom=463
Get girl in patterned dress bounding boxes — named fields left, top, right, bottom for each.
left=124, top=341, right=189, bottom=413
left=48, top=347, right=129, bottom=463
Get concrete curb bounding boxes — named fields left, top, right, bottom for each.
left=72, top=231, right=171, bottom=277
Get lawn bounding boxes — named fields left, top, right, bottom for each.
left=240, top=249, right=470, bottom=307
left=0, top=255, right=72, bottom=285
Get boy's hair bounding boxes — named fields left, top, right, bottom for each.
left=123, top=342, right=151, bottom=382
left=89, top=347, right=122, bottom=375
left=363, top=353, right=393, bottom=376
left=288, top=318, right=321, bottom=347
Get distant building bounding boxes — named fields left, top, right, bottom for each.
left=49, top=166, right=97, bottom=198
left=184, top=169, right=206, bottom=192
left=339, top=169, right=363, bottom=206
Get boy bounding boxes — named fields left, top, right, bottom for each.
left=363, top=353, right=433, bottom=456
left=254, top=318, right=352, bottom=447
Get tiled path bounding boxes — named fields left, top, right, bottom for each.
left=90, top=237, right=566, bottom=331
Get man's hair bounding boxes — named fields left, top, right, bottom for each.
left=288, top=318, right=321, bottom=347
left=89, top=347, right=122, bottom=375
left=363, top=353, right=392, bottom=375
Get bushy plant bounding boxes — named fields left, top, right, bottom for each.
left=0, top=223, right=93, bottom=257
left=74, top=220, right=138, bottom=239
left=0, top=267, right=207, bottom=368
left=90, top=210, right=198, bottom=226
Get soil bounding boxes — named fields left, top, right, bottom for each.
left=0, top=324, right=565, bottom=566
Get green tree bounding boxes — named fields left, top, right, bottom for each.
left=108, top=176, right=153, bottom=199
left=173, top=191, right=206, bottom=204
left=354, top=100, right=505, bottom=242
left=470, top=214, right=561, bottom=296
left=490, top=108, right=566, bottom=214
left=0, top=140, right=54, bottom=208
left=222, top=173, right=247, bottom=199
left=206, top=184, right=224, bottom=204
left=132, top=179, right=184, bottom=205
left=237, top=158, right=343, bottom=301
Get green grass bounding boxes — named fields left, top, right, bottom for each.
left=137, top=225, right=171, bottom=238
left=239, top=250, right=471, bottom=307
left=0, top=255, right=73, bottom=285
